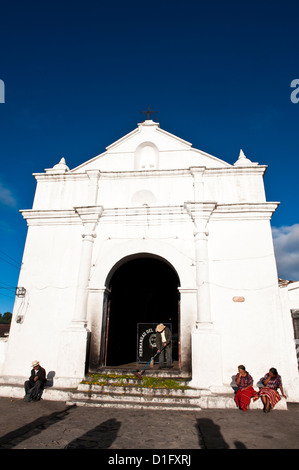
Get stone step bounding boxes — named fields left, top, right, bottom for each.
left=0, top=380, right=288, bottom=411
left=77, top=383, right=203, bottom=396
left=81, top=376, right=191, bottom=388
left=66, top=398, right=203, bottom=411
left=67, top=392, right=288, bottom=411
left=94, top=368, right=191, bottom=380
left=0, top=383, right=73, bottom=402
left=70, top=389, right=202, bottom=405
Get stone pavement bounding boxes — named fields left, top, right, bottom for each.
left=0, top=397, right=298, bottom=453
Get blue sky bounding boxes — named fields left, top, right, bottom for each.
left=0, top=0, right=299, bottom=313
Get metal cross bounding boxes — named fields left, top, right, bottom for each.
left=140, top=105, right=158, bottom=120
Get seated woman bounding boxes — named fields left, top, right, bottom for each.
left=254, top=367, right=286, bottom=412
left=234, top=365, right=256, bottom=411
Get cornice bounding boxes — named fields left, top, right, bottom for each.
left=204, top=166, right=268, bottom=176
left=20, top=201, right=279, bottom=227
left=20, top=209, right=79, bottom=226
left=33, top=165, right=268, bottom=183
left=211, top=202, right=279, bottom=220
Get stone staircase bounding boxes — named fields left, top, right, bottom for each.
left=67, top=373, right=206, bottom=410
left=0, top=370, right=288, bottom=411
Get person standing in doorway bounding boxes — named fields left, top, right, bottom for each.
left=156, top=323, right=172, bottom=369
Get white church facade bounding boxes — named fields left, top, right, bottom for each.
left=2, top=118, right=299, bottom=401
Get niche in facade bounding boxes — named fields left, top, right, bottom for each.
left=134, top=142, right=159, bottom=170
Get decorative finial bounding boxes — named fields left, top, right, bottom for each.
left=53, top=157, right=70, bottom=171
left=234, top=149, right=258, bottom=166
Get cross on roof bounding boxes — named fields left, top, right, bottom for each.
left=140, top=105, right=158, bottom=120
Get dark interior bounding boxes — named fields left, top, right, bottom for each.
left=105, top=257, right=180, bottom=366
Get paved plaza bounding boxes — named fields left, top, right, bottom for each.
left=0, top=397, right=298, bottom=453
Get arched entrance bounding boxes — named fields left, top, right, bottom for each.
left=101, top=255, right=180, bottom=368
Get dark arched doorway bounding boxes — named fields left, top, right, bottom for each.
left=102, top=256, right=180, bottom=368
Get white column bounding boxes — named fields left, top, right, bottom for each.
left=184, top=202, right=223, bottom=389
left=56, top=206, right=103, bottom=385
left=184, top=202, right=215, bottom=326
left=190, top=167, right=205, bottom=201
left=72, top=232, right=96, bottom=326
left=194, top=229, right=212, bottom=326
left=72, top=206, right=104, bottom=327
left=86, top=170, right=101, bottom=205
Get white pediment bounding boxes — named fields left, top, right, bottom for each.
left=72, top=120, right=231, bottom=173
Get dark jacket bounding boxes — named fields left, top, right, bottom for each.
left=28, top=366, right=47, bottom=386
left=156, top=326, right=172, bottom=351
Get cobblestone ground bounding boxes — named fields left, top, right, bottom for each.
left=0, top=397, right=299, bottom=451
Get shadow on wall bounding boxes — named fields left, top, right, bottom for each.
left=46, top=371, right=56, bottom=387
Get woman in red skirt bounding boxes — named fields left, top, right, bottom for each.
left=234, top=365, right=257, bottom=411
left=254, top=368, right=287, bottom=412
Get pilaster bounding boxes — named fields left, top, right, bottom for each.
left=184, top=201, right=223, bottom=389
left=56, top=206, right=103, bottom=383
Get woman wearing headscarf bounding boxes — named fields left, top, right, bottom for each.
left=254, top=367, right=286, bottom=412
left=234, top=365, right=256, bottom=411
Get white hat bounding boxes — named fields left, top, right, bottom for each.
left=32, top=360, right=40, bottom=367
left=156, top=324, right=165, bottom=333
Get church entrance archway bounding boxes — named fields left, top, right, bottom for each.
left=101, top=255, right=180, bottom=368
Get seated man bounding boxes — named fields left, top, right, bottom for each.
left=24, top=361, right=47, bottom=401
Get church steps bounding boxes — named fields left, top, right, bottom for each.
left=65, top=379, right=240, bottom=410
left=65, top=398, right=203, bottom=411
left=93, top=367, right=191, bottom=380
left=66, top=390, right=242, bottom=410
left=66, top=388, right=287, bottom=411
left=68, top=393, right=202, bottom=407
left=77, top=383, right=201, bottom=396
left=69, top=389, right=202, bottom=404
left=83, top=378, right=191, bottom=387
left=0, top=379, right=288, bottom=411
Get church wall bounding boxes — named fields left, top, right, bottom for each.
left=32, top=175, right=90, bottom=210
left=204, top=168, right=267, bottom=203
left=287, top=282, right=299, bottom=310
left=93, top=168, right=267, bottom=210
left=2, top=223, right=82, bottom=379
left=208, top=217, right=299, bottom=400
left=96, top=172, right=193, bottom=208
left=158, top=150, right=229, bottom=170
left=277, top=285, right=299, bottom=400
left=31, top=165, right=268, bottom=215
left=81, top=149, right=229, bottom=172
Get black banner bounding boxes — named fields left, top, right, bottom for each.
left=137, top=323, right=171, bottom=363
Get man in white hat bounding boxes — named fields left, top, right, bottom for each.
left=24, top=361, right=47, bottom=401
left=155, top=324, right=172, bottom=369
